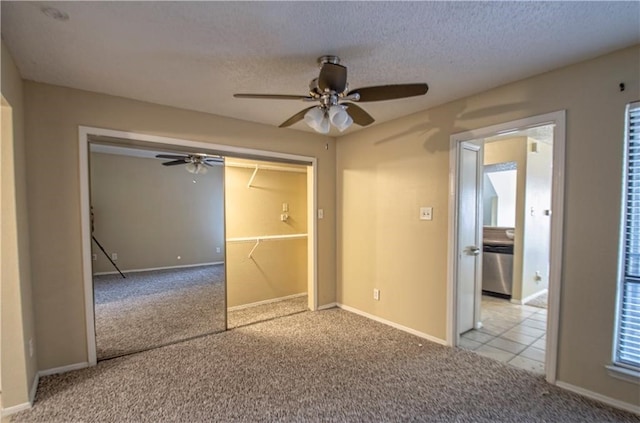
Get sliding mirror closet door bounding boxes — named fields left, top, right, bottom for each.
left=225, top=158, right=309, bottom=328
left=89, top=144, right=226, bottom=360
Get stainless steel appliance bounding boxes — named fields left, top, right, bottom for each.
left=482, top=243, right=514, bottom=297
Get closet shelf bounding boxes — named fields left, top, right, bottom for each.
left=226, top=234, right=308, bottom=258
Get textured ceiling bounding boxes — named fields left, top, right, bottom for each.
left=2, top=1, right=639, bottom=136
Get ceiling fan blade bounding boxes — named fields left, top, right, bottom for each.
left=279, top=106, right=317, bottom=128
left=203, top=159, right=223, bottom=166
left=345, top=103, right=375, bottom=126
left=318, top=63, right=347, bottom=93
left=204, top=158, right=224, bottom=165
left=234, top=94, right=312, bottom=100
left=156, top=154, right=187, bottom=160
left=350, top=83, right=429, bottom=102
left=161, top=160, right=187, bottom=166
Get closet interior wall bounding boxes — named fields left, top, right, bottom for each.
left=225, top=161, right=308, bottom=308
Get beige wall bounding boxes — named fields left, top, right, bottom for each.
left=337, top=45, right=640, bottom=404
left=90, top=152, right=225, bottom=273
left=484, top=137, right=527, bottom=301
left=1, top=42, right=37, bottom=409
left=225, top=164, right=307, bottom=307
left=23, top=82, right=336, bottom=371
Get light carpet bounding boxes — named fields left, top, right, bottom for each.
left=94, top=264, right=226, bottom=359
left=13, top=309, right=639, bottom=422
left=227, top=295, right=308, bottom=329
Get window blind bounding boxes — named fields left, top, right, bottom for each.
left=617, top=101, right=640, bottom=369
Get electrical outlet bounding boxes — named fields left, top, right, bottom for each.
left=373, top=288, right=380, bottom=301
left=216, top=247, right=221, bottom=253
left=420, top=207, right=433, bottom=220
left=318, top=209, right=324, bottom=219
left=92, top=254, right=97, bottom=261
left=111, top=252, right=118, bottom=261
left=282, top=202, right=289, bottom=212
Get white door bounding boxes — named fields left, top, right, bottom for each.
left=457, top=142, right=482, bottom=335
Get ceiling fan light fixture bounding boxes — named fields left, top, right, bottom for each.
left=318, top=115, right=330, bottom=134
left=186, top=162, right=197, bottom=174
left=329, top=105, right=353, bottom=132
left=336, top=114, right=353, bottom=133
left=304, top=107, right=327, bottom=133
left=186, top=162, right=208, bottom=174
left=304, top=105, right=352, bottom=134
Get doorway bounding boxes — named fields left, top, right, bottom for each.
left=448, top=111, right=565, bottom=383
left=79, top=127, right=318, bottom=366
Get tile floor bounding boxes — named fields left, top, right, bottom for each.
left=459, top=295, right=547, bottom=375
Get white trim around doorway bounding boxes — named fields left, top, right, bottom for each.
left=78, top=126, right=319, bottom=366
left=446, top=110, right=566, bottom=385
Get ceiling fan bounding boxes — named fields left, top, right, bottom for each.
left=156, top=153, right=222, bottom=174
left=234, top=56, right=429, bottom=133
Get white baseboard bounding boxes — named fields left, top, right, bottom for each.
left=317, top=302, right=337, bottom=310
left=93, top=261, right=224, bottom=276
left=2, top=363, right=88, bottom=416
left=1, top=401, right=31, bottom=417
left=336, top=303, right=447, bottom=346
left=511, top=288, right=548, bottom=306
left=555, top=381, right=640, bottom=415
left=227, top=292, right=307, bottom=312
left=0, top=371, right=40, bottom=417
left=39, top=361, right=89, bottom=377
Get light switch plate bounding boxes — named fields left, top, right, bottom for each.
left=420, top=207, right=433, bottom=220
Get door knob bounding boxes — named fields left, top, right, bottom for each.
left=468, top=246, right=481, bottom=256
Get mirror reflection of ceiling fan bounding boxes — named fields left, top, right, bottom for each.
left=156, top=153, right=223, bottom=174
left=234, top=56, right=429, bottom=133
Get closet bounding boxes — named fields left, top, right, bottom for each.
left=225, top=158, right=309, bottom=328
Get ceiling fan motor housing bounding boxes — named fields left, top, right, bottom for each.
left=317, top=55, right=341, bottom=66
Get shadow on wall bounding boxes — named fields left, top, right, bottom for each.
left=372, top=101, right=531, bottom=152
